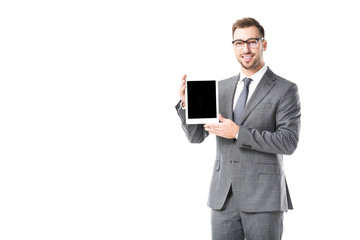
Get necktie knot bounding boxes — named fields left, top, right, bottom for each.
left=243, top=77, right=252, bottom=87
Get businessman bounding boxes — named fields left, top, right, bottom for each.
left=175, top=18, right=301, bottom=239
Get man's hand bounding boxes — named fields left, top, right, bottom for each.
left=179, top=74, right=186, bottom=107
left=204, top=114, right=239, bottom=139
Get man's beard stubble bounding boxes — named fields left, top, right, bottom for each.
left=240, top=56, right=262, bottom=70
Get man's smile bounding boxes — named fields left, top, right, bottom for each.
left=241, top=55, right=254, bottom=62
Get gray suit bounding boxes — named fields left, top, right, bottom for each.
left=176, top=67, right=300, bottom=213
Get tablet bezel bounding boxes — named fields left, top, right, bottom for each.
left=185, top=79, right=219, bottom=124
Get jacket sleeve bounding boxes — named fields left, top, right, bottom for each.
left=237, top=84, right=301, bottom=155
left=175, top=101, right=209, bottom=143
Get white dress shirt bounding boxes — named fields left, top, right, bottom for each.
left=233, top=64, right=268, bottom=110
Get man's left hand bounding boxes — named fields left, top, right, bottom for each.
left=204, top=114, right=239, bottom=139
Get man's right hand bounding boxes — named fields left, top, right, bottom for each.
left=179, top=74, right=187, bottom=107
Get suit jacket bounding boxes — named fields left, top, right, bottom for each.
left=175, top=67, right=301, bottom=212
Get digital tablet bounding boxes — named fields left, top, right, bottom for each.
left=185, top=80, right=219, bottom=124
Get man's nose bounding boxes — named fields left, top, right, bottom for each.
left=242, top=43, right=251, bottom=53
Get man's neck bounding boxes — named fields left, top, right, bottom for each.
left=241, top=62, right=265, bottom=77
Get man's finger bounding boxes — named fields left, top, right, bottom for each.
left=219, top=114, right=226, bottom=122
left=180, top=74, right=186, bottom=87
left=204, top=123, right=219, bottom=129
left=181, top=74, right=187, bottom=86
left=205, top=127, right=217, bottom=135
left=180, top=85, right=186, bottom=92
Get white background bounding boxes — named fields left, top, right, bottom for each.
left=1, top=0, right=360, bottom=239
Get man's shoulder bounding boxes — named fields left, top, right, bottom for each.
left=265, top=68, right=298, bottom=91
left=274, top=75, right=298, bottom=95
left=274, top=73, right=295, bottom=85
left=218, top=74, right=239, bottom=86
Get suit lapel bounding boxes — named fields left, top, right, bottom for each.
left=239, top=68, right=277, bottom=125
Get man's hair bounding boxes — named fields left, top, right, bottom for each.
left=232, top=17, right=265, bottom=39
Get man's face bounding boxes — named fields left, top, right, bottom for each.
left=233, top=26, right=267, bottom=73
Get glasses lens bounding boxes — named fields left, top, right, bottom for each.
left=248, top=40, right=258, bottom=48
left=234, top=40, right=244, bottom=48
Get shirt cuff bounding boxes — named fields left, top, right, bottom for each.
left=235, top=130, right=239, bottom=139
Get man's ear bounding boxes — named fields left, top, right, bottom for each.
left=262, top=39, right=267, bottom=51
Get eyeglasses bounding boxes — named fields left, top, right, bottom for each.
left=232, top=38, right=264, bottom=49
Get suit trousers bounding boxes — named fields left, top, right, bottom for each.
left=211, top=187, right=283, bottom=240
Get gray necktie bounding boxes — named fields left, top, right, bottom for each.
left=233, top=77, right=252, bottom=124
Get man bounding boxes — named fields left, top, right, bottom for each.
left=175, top=17, right=301, bottom=240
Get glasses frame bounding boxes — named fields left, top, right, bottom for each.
left=232, top=37, right=264, bottom=49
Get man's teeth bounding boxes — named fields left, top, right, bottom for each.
left=243, top=56, right=252, bottom=59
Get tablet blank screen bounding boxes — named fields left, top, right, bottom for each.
left=187, top=80, right=217, bottom=119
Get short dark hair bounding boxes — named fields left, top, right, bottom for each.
left=232, top=17, right=265, bottom=38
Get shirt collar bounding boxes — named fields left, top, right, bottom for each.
left=239, top=64, right=268, bottom=83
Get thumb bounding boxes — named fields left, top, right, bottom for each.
left=219, top=114, right=226, bottom=122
